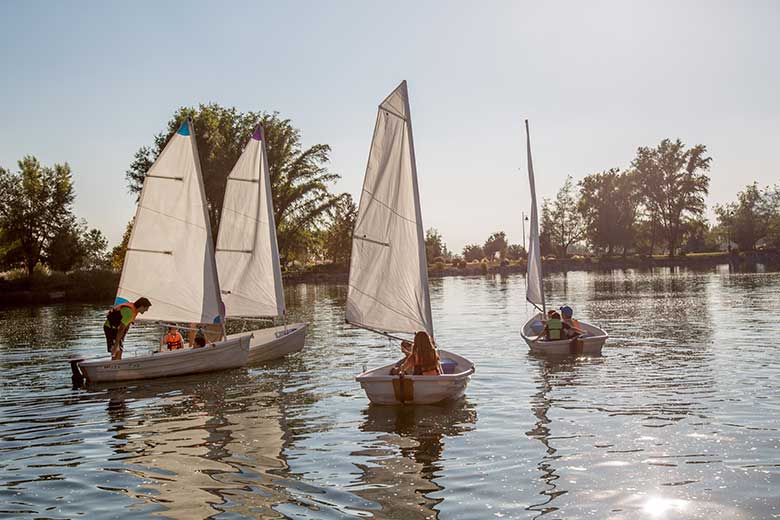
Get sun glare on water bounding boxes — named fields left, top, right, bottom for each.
left=642, top=496, right=689, bottom=517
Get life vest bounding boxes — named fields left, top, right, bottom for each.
left=165, top=332, right=183, bottom=350
left=547, top=318, right=563, bottom=340
left=106, top=302, right=138, bottom=329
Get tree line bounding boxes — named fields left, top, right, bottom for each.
left=2, top=110, right=778, bottom=280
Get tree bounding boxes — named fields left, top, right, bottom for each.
left=540, top=176, right=586, bottom=258
left=483, top=231, right=508, bottom=261
left=715, top=183, right=780, bottom=251
left=632, top=139, right=711, bottom=257
left=81, top=227, right=110, bottom=270
left=0, top=156, right=76, bottom=276
left=425, top=228, right=449, bottom=264
left=111, top=219, right=133, bottom=271
left=127, top=104, right=340, bottom=261
left=505, top=244, right=526, bottom=260
left=46, top=219, right=85, bottom=272
left=578, top=168, right=641, bottom=256
left=462, top=244, right=484, bottom=262
left=324, top=194, right=357, bottom=266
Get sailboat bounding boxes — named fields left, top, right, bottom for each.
left=77, top=119, right=251, bottom=383
left=350, top=81, right=474, bottom=405
left=520, top=120, right=608, bottom=355
left=215, top=124, right=307, bottom=364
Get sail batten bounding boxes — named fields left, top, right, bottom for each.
left=525, top=120, right=545, bottom=311
left=215, top=124, right=285, bottom=319
left=346, top=81, right=433, bottom=337
left=116, top=119, right=224, bottom=325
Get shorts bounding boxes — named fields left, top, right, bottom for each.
left=104, top=325, right=120, bottom=353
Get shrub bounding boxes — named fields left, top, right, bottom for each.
left=432, top=262, right=445, bottom=271
left=432, top=256, right=446, bottom=264
left=480, top=262, right=488, bottom=274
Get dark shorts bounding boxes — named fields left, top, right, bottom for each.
left=104, top=325, right=118, bottom=353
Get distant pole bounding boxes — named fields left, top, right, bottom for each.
left=522, top=211, right=526, bottom=252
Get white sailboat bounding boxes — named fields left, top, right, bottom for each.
left=351, top=81, right=474, bottom=405
left=215, top=124, right=307, bottom=364
left=520, top=120, right=608, bottom=355
left=78, top=120, right=250, bottom=383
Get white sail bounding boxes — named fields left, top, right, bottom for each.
left=116, top=119, right=224, bottom=325
left=525, top=120, right=545, bottom=311
left=346, top=81, right=433, bottom=337
left=215, top=125, right=285, bottom=318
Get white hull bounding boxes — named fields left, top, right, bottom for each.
left=356, top=349, right=474, bottom=405
left=227, top=322, right=307, bottom=364
left=521, top=313, right=608, bottom=355
left=78, top=334, right=251, bottom=383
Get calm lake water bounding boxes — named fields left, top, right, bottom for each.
left=1, top=267, right=779, bottom=519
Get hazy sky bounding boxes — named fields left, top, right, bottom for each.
left=1, top=1, right=778, bottom=251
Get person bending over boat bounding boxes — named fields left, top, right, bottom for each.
left=160, top=325, right=184, bottom=351
left=104, top=297, right=151, bottom=360
left=393, top=331, right=442, bottom=375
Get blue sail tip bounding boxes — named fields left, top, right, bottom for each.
left=113, top=297, right=129, bottom=306
left=251, top=125, right=263, bottom=141
left=177, top=121, right=190, bottom=136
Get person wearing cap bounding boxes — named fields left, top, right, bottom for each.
left=560, top=305, right=584, bottom=338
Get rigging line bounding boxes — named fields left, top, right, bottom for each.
left=219, top=205, right=269, bottom=224
left=347, top=283, right=428, bottom=328
left=361, top=188, right=418, bottom=225
left=227, top=177, right=259, bottom=183
left=215, top=249, right=252, bottom=253
left=135, top=206, right=209, bottom=232
left=348, top=322, right=409, bottom=342
left=379, top=106, right=407, bottom=121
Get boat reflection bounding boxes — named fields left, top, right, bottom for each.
left=96, top=370, right=291, bottom=519
left=355, top=400, right=477, bottom=519
left=525, top=352, right=603, bottom=518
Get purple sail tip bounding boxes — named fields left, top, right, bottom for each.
left=251, top=125, right=263, bottom=141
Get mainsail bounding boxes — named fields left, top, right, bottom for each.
left=116, top=119, right=224, bottom=325
left=525, top=120, right=545, bottom=311
left=346, top=81, right=433, bottom=337
left=215, top=124, right=285, bottom=318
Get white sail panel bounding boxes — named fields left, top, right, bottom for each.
left=346, top=81, right=433, bottom=336
left=116, top=120, right=224, bottom=325
left=525, top=120, right=545, bottom=310
left=215, top=125, right=285, bottom=318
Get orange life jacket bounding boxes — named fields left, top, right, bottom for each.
left=165, top=332, right=183, bottom=350
left=106, top=302, right=138, bottom=329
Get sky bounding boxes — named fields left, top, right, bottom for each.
left=1, top=1, right=778, bottom=252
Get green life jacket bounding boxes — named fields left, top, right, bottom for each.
left=547, top=318, right=563, bottom=340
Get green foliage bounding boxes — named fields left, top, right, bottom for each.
left=0, top=156, right=76, bottom=276
left=632, top=139, right=711, bottom=257
left=505, top=244, right=526, bottom=260
left=111, top=219, right=133, bottom=271
left=46, top=220, right=85, bottom=272
left=462, top=244, right=484, bottom=262
left=578, top=168, right=641, bottom=255
left=483, top=231, right=508, bottom=261
left=324, top=193, right=357, bottom=266
left=424, top=228, right=449, bottom=264
left=81, top=227, right=110, bottom=270
left=540, top=176, right=585, bottom=258
left=715, top=183, right=780, bottom=251
left=126, top=104, right=340, bottom=261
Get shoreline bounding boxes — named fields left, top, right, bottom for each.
left=2, top=251, right=778, bottom=307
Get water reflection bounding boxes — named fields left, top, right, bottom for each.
left=356, top=401, right=477, bottom=519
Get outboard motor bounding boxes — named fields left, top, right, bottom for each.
left=69, top=359, right=85, bottom=389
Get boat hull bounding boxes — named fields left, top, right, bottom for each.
left=521, top=314, right=608, bottom=355
left=77, top=334, right=251, bottom=383
left=356, top=349, right=474, bottom=405
left=227, top=323, right=307, bottom=364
